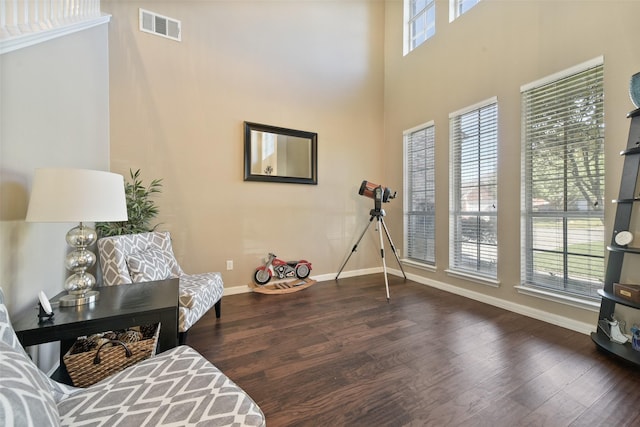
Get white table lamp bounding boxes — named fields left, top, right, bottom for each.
left=26, top=168, right=128, bottom=306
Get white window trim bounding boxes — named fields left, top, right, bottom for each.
left=449, top=0, right=481, bottom=23
left=515, top=285, right=601, bottom=312
left=448, top=96, right=497, bottom=119
left=402, top=258, right=437, bottom=272
left=446, top=269, right=500, bottom=288
left=403, top=0, right=435, bottom=56
left=403, top=120, right=435, bottom=136
left=519, top=58, right=605, bottom=302
left=520, top=56, right=604, bottom=93
left=448, top=96, right=499, bottom=279
left=403, top=0, right=411, bottom=55
left=403, top=120, right=436, bottom=267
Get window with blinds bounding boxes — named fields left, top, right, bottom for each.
left=404, top=122, right=436, bottom=265
left=449, top=98, right=498, bottom=278
left=404, top=0, right=435, bottom=55
left=521, top=58, right=604, bottom=299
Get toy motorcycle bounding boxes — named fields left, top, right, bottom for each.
left=253, top=253, right=312, bottom=285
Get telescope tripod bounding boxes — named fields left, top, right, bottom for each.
left=335, top=207, right=407, bottom=301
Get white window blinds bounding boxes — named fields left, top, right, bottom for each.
left=404, top=123, right=436, bottom=265
left=449, top=98, right=498, bottom=278
left=521, top=59, right=605, bottom=299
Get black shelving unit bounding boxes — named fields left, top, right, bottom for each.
left=591, top=108, right=640, bottom=365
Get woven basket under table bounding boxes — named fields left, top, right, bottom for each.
left=63, top=323, right=160, bottom=387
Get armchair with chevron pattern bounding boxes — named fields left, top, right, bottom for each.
left=97, top=231, right=223, bottom=344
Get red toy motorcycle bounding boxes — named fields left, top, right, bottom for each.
left=253, top=253, right=312, bottom=285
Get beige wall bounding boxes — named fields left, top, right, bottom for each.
left=103, top=0, right=387, bottom=286
left=383, top=0, right=640, bottom=327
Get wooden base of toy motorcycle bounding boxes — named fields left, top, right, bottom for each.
left=249, top=277, right=317, bottom=294
left=251, top=253, right=315, bottom=294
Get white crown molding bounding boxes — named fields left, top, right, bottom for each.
left=0, top=14, right=111, bottom=55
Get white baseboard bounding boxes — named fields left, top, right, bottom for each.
left=223, top=285, right=253, bottom=296
left=387, top=268, right=595, bottom=336
left=225, top=266, right=595, bottom=336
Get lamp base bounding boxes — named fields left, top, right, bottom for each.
left=59, top=290, right=100, bottom=307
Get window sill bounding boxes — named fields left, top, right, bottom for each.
left=401, top=258, right=436, bottom=272
left=445, top=269, right=500, bottom=288
left=515, top=285, right=600, bottom=312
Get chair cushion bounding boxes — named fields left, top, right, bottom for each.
left=0, top=295, right=66, bottom=426
left=176, top=272, right=224, bottom=332
left=0, top=341, right=62, bottom=427
left=98, top=231, right=184, bottom=287
left=57, top=346, right=265, bottom=427
left=178, top=272, right=224, bottom=311
left=126, top=249, right=176, bottom=282
left=0, top=291, right=78, bottom=405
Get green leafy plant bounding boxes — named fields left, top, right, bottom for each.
left=96, top=169, right=163, bottom=237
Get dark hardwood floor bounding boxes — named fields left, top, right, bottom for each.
left=187, top=274, right=640, bottom=426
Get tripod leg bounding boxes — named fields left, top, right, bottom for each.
left=380, top=218, right=407, bottom=280
left=377, top=218, right=390, bottom=302
left=335, top=215, right=375, bottom=280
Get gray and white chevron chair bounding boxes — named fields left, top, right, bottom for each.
left=0, top=288, right=265, bottom=427
left=97, top=231, right=223, bottom=343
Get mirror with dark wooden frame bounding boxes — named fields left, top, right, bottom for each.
left=244, top=122, right=318, bottom=185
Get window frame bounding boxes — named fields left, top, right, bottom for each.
left=449, top=0, right=480, bottom=22
left=403, top=121, right=436, bottom=267
left=404, top=0, right=436, bottom=55
left=520, top=57, right=605, bottom=303
left=448, top=97, right=499, bottom=281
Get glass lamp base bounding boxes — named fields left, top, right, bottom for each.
left=59, top=290, right=100, bottom=307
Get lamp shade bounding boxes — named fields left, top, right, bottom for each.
left=26, top=168, right=128, bottom=223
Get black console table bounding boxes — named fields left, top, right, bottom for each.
left=12, top=279, right=179, bottom=384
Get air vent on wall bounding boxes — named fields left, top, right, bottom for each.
left=139, top=9, right=181, bottom=42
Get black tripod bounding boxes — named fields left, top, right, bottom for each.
left=335, top=190, right=407, bottom=301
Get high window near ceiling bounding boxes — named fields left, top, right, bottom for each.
left=449, top=98, right=498, bottom=281
left=404, top=0, right=435, bottom=55
left=520, top=58, right=605, bottom=302
left=404, top=122, right=436, bottom=266
left=449, top=0, right=481, bottom=22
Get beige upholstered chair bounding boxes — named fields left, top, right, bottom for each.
left=97, top=231, right=223, bottom=343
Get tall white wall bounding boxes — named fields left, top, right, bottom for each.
left=0, top=25, right=110, bottom=370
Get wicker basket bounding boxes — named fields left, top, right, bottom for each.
left=63, top=323, right=160, bottom=387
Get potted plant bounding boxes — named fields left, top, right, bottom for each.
left=96, top=169, right=163, bottom=237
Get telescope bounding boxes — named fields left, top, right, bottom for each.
left=336, top=180, right=406, bottom=301
left=359, top=180, right=396, bottom=204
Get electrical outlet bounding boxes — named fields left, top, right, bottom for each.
left=226, top=260, right=233, bottom=270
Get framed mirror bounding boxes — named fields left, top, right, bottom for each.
left=244, top=122, right=318, bottom=185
